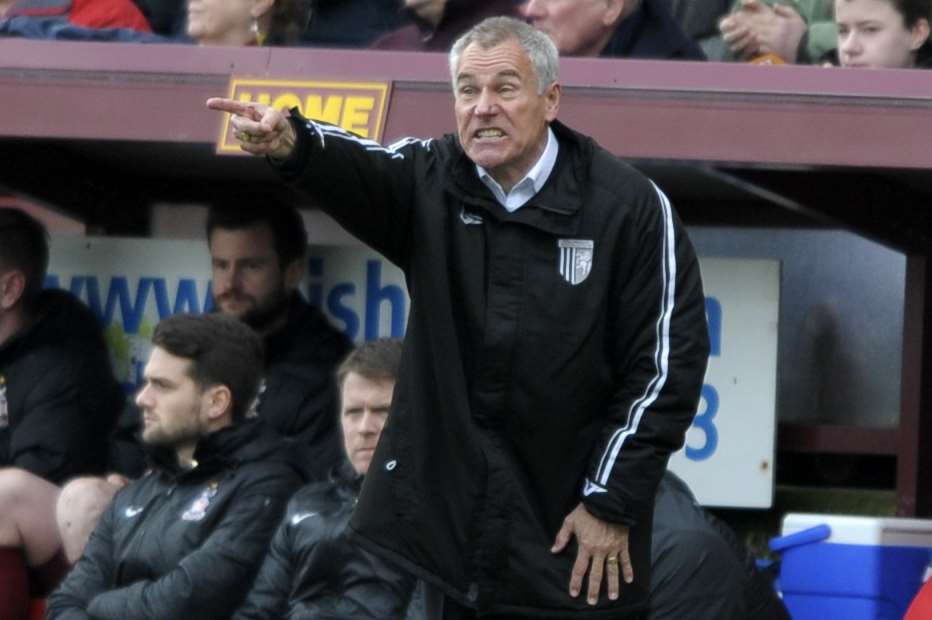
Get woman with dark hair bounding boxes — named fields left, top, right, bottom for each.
left=187, top=0, right=309, bottom=46
left=835, top=0, right=931, bottom=66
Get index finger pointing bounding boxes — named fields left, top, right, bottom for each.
left=206, top=97, right=261, bottom=119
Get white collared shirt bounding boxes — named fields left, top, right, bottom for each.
left=476, top=126, right=558, bottom=213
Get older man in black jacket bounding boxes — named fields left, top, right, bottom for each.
left=47, top=313, right=303, bottom=620
left=210, top=16, right=709, bottom=619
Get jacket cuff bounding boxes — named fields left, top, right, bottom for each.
left=268, top=107, right=311, bottom=179
left=581, top=493, right=638, bottom=528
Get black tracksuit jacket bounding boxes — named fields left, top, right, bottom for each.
left=259, top=294, right=353, bottom=481
left=234, top=465, right=415, bottom=619
left=275, top=115, right=710, bottom=618
left=0, top=288, right=123, bottom=483
left=47, top=420, right=303, bottom=620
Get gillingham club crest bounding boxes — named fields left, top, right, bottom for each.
left=558, top=239, right=594, bottom=285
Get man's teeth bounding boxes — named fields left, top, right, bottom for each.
left=477, top=129, right=504, bottom=138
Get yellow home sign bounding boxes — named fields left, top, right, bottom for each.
left=217, top=78, right=391, bottom=154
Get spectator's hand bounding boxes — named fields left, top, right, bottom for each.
left=720, top=0, right=769, bottom=58
left=720, top=1, right=806, bottom=62
left=206, top=98, right=297, bottom=160
left=751, top=4, right=806, bottom=62
left=551, top=503, right=632, bottom=605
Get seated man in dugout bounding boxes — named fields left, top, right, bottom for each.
left=54, top=201, right=351, bottom=572
left=234, top=338, right=417, bottom=620
left=46, top=313, right=304, bottom=619
left=2, top=202, right=349, bottom=617
left=0, top=207, right=125, bottom=618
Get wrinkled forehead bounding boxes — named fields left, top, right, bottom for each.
left=455, top=39, right=537, bottom=83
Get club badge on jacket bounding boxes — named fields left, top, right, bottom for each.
left=182, top=481, right=220, bottom=522
left=558, top=239, right=594, bottom=286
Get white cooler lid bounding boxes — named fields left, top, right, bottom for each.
left=782, top=512, right=932, bottom=547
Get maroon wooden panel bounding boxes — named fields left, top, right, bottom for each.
left=778, top=423, right=898, bottom=456
left=2, top=40, right=932, bottom=168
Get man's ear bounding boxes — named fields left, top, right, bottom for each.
left=204, top=385, right=233, bottom=423
left=543, top=82, right=561, bottom=122
left=910, top=18, right=930, bottom=52
left=605, top=0, right=626, bottom=25
left=283, top=258, right=305, bottom=291
left=0, top=271, right=26, bottom=311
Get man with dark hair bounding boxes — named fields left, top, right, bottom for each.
left=235, top=338, right=415, bottom=619
left=206, top=203, right=351, bottom=482
left=0, top=207, right=123, bottom=482
left=0, top=208, right=125, bottom=618
left=47, top=313, right=303, bottom=620
left=51, top=202, right=349, bottom=585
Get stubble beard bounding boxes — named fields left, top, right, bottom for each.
left=141, top=411, right=204, bottom=452
left=215, top=287, right=291, bottom=334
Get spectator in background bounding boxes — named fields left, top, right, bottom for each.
left=234, top=338, right=416, bottom=620
left=47, top=313, right=304, bottom=619
left=834, top=0, right=930, bottom=67
left=187, top=0, right=310, bottom=46
left=1, top=0, right=151, bottom=31
left=302, top=0, right=410, bottom=47
left=521, top=0, right=706, bottom=59
left=718, top=0, right=834, bottom=63
left=372, top=0, right=520, bottom=51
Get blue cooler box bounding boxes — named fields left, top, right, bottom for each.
left=774, top=513, right=932, bottom=620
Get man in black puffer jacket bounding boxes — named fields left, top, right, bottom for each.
left=207, top=204, right=352, bottom=483
left=47, top=313, right=304, bottom=620
left=0, top=208, right=123, bottom=485
left=235, top=338, right=415, bottom=620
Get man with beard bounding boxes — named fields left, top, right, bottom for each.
left=47, top=313, right=303, bottom=619
left=205, top=204, right=352, bottom=482
left=56, top=203, right=350, bottom=571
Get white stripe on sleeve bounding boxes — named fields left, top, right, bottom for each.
left=593, top=181, right=677, bottom=488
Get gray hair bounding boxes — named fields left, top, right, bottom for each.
left=449, top=16, right=560, bottom=96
